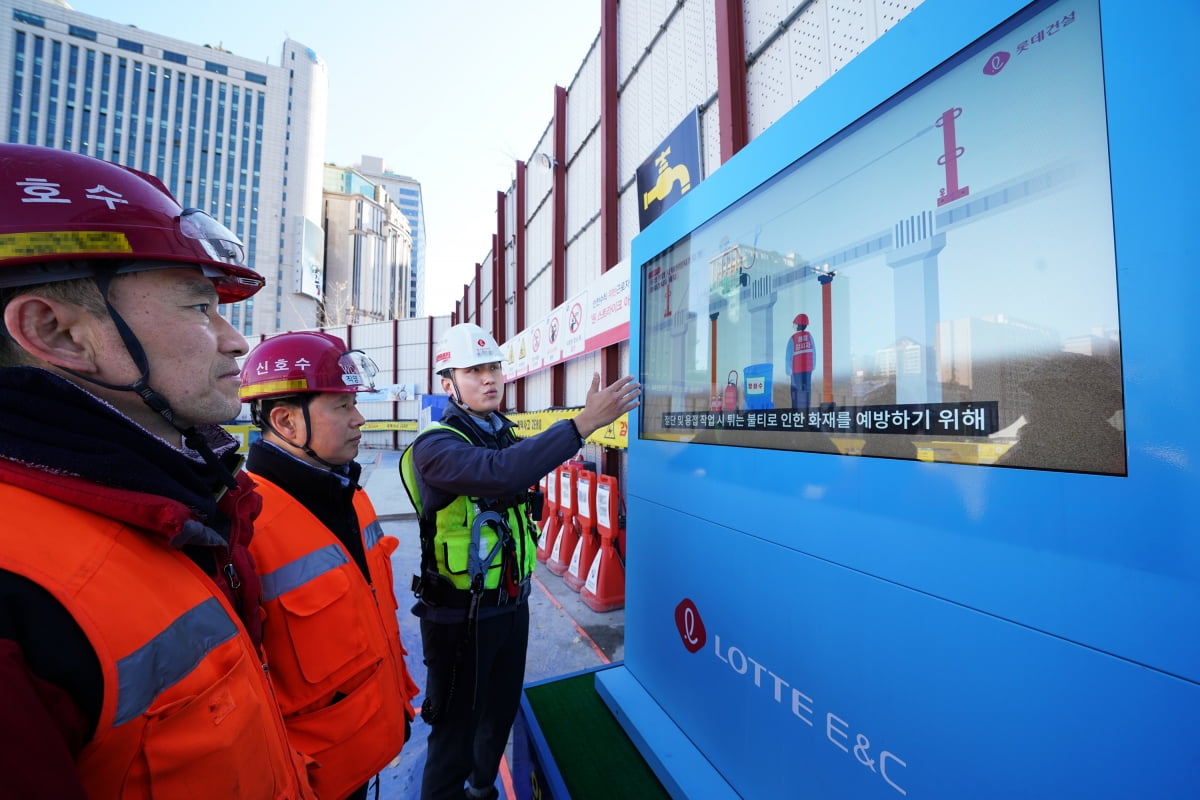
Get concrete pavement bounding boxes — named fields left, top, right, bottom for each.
left=356, top=448, right=626, bottom=799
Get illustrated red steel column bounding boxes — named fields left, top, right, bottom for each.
left=819, top=272, right=835, bottom=406
left=935, top=107, right=970, bottom=207
left=709, top=312, right=720, bottom=410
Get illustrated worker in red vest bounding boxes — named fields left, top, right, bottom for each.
left=786, top=313, right=816, bottom=410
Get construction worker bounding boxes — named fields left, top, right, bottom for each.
left=786, top=312, right=816, bottom=410
left=0, top=144, right=315, bottom=798
left=240, top=331, right=420, bottom=800
left=400, top=322, right=640, bottom=800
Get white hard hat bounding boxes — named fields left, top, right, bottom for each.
left=434, top=323, right=503, bottom=372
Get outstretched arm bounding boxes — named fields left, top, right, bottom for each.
left=413, top=373, right=641, bottom=504
left=571, top=373, right=641, bottom=440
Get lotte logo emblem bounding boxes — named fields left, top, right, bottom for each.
left=674, top=598, right=706, bottom=653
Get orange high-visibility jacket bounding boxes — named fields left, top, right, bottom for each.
left=250, top=476, right=419, bottom=800
left=0, top=482, right=316, bottom=800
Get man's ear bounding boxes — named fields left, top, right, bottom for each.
left=439, top=374, right=454, bottom=396
left=265, top=402, right=302, bottom=442
left=3, top=294, right=103, bottom=373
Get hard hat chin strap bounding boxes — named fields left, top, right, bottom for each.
left=259, top=396, right=344, bottom=471
left=445, top=372, right=489, bottom=418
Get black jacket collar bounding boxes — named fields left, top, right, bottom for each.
left=246, top=439, right=369, bottom=577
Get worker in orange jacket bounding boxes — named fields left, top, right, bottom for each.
left=241, top=331, right=420, bottom=800
left=0, top=143, right=316, bottom=799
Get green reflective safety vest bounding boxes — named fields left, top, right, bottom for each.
left=400, top=422, right=538, bottom=592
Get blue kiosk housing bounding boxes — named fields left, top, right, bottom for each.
left=600, top=0, right=1198, bottom=796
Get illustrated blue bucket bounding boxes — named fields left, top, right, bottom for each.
left=743, top=362, right=774, bottom=410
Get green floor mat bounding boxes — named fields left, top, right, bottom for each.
left=524, top=672, right=670, bottom=799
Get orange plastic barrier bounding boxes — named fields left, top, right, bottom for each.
left=563, top=469, right=599, bottom=593
left=545, top=462, right=583, bottom=576
left=535, top=468, right=561, bottom=564
left=580, top=474, right=625, bottom=612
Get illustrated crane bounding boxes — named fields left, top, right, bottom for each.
left=648, top=105, right=1077, bottom=412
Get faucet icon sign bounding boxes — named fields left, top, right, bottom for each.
left=642, top=147, right=692, bottom=210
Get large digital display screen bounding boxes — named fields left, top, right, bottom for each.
left=638, top=1, right=1124, bottom=475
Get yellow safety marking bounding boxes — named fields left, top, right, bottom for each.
left=0, top=231, right=132, bottom=257
left=239, top=379, right=309, bottom=398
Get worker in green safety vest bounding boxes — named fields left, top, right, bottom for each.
left=399, top=322, right=639, bottom=800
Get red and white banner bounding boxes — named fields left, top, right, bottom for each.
left=502, top=260, right=630, bottom=380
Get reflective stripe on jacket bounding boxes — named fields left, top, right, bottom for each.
left=400, top=423, right=539, bottom=592
left=0, top=482, right=315, bottom=800
left=250, top=475, right=419, bottom=800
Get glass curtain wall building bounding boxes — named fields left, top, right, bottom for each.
left=0, top=0, right=329, bottom=336
left=358, top=155, right=425, bottom=318
left=322, top=164, right=413, bottom=324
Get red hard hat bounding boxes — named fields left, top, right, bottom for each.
left=0, top=143, right=264, bottom=302
left=793, top=313, right=809, bottom=326
left=240, top=331, right=378, bottom=401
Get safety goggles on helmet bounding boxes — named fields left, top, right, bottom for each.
left=340, top=349, right=379, bottom=391
left=179, top=208, right=246, bottom=266
left=239, top=331, right=380, bottom=401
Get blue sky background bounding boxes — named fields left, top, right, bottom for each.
left=65, top=0, right=599, bottom=315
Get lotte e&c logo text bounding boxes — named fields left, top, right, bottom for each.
left=669, top=596, right=909, bottom=794
left=674, top=598, right=706, bottom=653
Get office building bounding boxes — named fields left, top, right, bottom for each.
left=357, top=155, right=424, bottom=318
left=322, top=163, right=412, bottom=325
left=0, top=0, right=329, bottom=336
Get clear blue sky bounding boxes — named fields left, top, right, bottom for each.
left=64, top=0, right=599, bottom=315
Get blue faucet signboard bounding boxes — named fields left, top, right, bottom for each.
left=636, top=107, right=701, bottom=231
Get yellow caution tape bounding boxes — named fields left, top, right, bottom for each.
left=361, top=420, right=418, bottom=432
left=508, top=409, right=630, bottom=449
